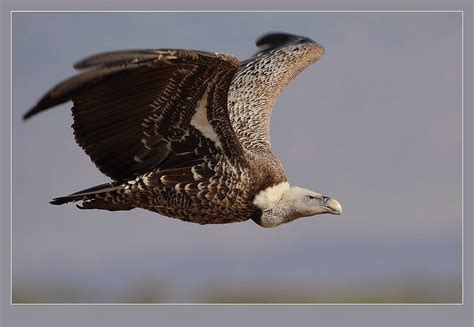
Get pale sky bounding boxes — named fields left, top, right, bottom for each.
left=12, top=12, right=462, bottom=302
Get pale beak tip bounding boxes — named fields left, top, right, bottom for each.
left=327, top=198, right=342, bottom=215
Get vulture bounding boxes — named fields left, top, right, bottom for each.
left=24, top=32, right=342, bottom=228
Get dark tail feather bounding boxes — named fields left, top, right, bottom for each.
left=50, top=195, right=81, bottom=205
left=75, top=199, right=134, bottom=211
left=49, top=182, right=134, bottom=211
left=50, top=182, right=120, bottom=204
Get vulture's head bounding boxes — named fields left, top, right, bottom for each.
left=253, top=183, right=342, bottom=228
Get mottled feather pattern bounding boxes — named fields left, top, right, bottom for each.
left=228, top=43, right=324, bottom=154
left=90, top=159, right=257, bottom=224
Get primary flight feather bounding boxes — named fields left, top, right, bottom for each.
left=24, top=32, right=342, bottom=228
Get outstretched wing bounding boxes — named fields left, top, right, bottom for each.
left=228, top=33, right=325, bottom=152
left=25, top=49, right=245, bottom=181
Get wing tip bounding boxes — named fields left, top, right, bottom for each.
left=23, top=93, right=59, bottom=121
left=72, top=53, right=105, bottom=70
left=255, top=32, right=315, bottom=53
left=23, top=105, right=42, bottom=121
left=22, top=110, right=34, bottom=121
left=73, top=60, right=87, bottom=70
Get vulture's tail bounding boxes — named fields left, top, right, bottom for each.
left=50, top=182, right=134, bottom=211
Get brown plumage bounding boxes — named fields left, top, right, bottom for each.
left=24, top=32, right=341, bottom=228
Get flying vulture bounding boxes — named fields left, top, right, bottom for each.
left=24, top=32, right=342, bottom=228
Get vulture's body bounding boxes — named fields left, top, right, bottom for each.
left=25, top=32, right=342, bottom=228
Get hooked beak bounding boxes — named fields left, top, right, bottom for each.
left=323, top=196, right=342, bottom=215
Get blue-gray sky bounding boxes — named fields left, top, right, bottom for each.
left=12, top=12, right=462, bottom=302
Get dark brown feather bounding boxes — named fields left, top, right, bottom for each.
left=26, top=49, right=243, bottom=182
